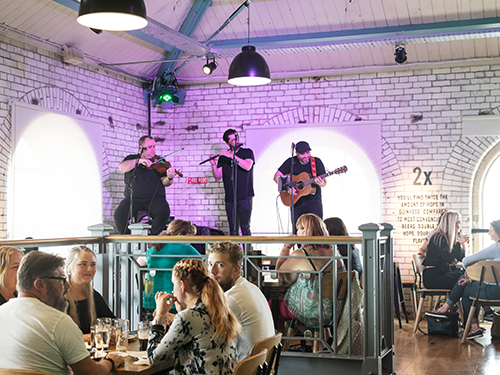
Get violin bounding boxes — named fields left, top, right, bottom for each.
left=148, top=155, right=183, bottom=177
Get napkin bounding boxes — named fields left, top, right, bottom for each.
left=127, top=351, right=147, bottom=359
left=132, top=358, right=150, bottom=366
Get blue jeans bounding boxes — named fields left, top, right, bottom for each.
left=461, top=281, right=500, bottom=324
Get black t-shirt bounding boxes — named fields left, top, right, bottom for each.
left=217, top=147, right=255, bottom=202
left=278, top=156, right=326, bottom=199
left=122, top=154, right=166, bottom=200
left=69, top=289, right=116, bottom=334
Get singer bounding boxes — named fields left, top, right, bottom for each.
left=114, top=135, right=176, bottom=235
left=210, top=129, right=255, bottom=235
left=274, top=141, right=327, bottom=233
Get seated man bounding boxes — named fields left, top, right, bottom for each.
left=207, top=241, right=275, bottom=361
left=0, top=251, right=124, bottom=375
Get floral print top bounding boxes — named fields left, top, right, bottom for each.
left=148, top=299, right=238, bottom=375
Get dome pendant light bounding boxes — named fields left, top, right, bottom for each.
left=227, top=4, right=270, bottom=86
left=77, top=0, right=148, bottom=31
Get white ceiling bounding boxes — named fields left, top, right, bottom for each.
left=2, top=0, right=500, bottom=84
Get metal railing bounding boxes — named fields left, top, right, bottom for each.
left=2, top=222, right=395, bottom=375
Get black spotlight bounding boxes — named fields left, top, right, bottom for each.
left=395, top=46, right=407, bottom=64
left=203, top=59, right=218, bottom=75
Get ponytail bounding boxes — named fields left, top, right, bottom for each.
left=173, top=259, right=242, bottom=346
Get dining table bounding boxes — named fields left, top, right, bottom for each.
left=84, top=333, right=175, bottom=375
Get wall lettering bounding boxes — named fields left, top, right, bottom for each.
left=413, top=167, right=432, bottom=185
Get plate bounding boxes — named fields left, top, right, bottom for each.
left=128, top=334, right=136, bottom=341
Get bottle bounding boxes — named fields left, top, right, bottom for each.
left=145, top=273, right=154, bottom=308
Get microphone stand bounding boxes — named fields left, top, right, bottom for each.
left=231, top=137, right=239, bottom=236
left=127, top=152, right=143, bottom=232
left=290, top=144, right=296, bottom=233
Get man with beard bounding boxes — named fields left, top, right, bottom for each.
left=0, top=251, right=124, bottom=374
left=207, top=242, right=274, bottom=361
left=274, top=141, right=327, bottom=233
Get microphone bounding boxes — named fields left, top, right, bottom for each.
left=291, top=142, right=296, bottom=149
left=140, top=147, right=147, bottom=153
left=471, top=228, right=489, bottom=234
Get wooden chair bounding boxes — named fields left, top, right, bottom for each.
left=233, top=349, right=268, bottom=375
left=461, top=260, right=500, bottom=344
left=0, top=370, right=53, bottom=375
left=251, top=333, right=283, bottom=375
left=411, top=254, right=463, bottom=332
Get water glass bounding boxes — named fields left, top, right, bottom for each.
left=115, top=326, right=128, bottom=352
left=89, top=325, right=97, bottom=349
left=96, top=322, right=111, bottom=350
left=138, top=321, right=150, bottom=351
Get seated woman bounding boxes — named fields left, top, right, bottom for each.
left=276, top=213, right=345, bottom=328
left=422, top=210, right=467, bottom=290
left=0, top=246, right=23, bottom=306
left=66, top=245, right=115, bottom=334
left=148, top=259, right=241, bottom=374
left=141, top=219, right=202, bottom=309
left=324, top=217, right=363, bottom=276
left=426, top=219, right=500, bottom=339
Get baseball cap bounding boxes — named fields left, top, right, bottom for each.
left=295, top=141, right=311, bottom=154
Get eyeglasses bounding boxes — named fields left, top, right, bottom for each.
left=41, top=276, right=67, bottom=284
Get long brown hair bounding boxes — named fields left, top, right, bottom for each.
left=296, top=213, right=330, bottom=251
left=0, top=246, right=23, bottom=291
left=66, top=246, right=97, bottom=328
left=173, top=259, right=241, bottom=346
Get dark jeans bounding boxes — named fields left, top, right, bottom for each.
left=225, top=197, right=252, bottom=235
left=291, top=197, right=323, bottom=234
left=114, top=197, right=170, bottom=235
left=461, top=281, right=500, bottom=323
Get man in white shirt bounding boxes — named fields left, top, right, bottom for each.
left=0, top=251, right=124, bottom=375
left=207, top=241, right=275, bottom=360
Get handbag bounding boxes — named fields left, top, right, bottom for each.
left=490, top=311, right=500, bottom=338
left=427, top=311, right=459, bottom=336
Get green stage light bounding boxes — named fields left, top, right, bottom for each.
left=158, top=92, right=173, bottom=102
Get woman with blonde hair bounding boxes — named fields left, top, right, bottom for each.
left=276, top=213, right=345, bottom=328
left=0, top=246, right=23, bottom=306
left=148, top=259, right=241, bottom=374
left=66, top=245, right=115, bottom=334
left=422, top=210, right=467, bottom=289
left=142, top=219, right=201, bottom=309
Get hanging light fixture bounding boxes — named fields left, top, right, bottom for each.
left=77, top=0, right=148, bottom=31
left=203, top=57, right=218, bottom=75
left=394, top=42, right=407, bottom=64
left=227, top=3, right=270, bottom=86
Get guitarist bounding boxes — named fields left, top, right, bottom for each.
left=273, top=141, right=327, bottom=233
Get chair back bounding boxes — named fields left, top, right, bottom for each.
left=412, top=253, right=426, bottom=288
left=321, top=271, right=356, bottom=299
left=233, top=349, right=268, bottom=375
left=250, top=333, right=282, bottom=375
left=466, top=260, right=500, bottom=284
left=0, top=370, right=53, bottom=375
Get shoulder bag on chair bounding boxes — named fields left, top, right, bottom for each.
left=490, top=312, right=500, bottom=338
left=427, top=311, right=459, bottom=336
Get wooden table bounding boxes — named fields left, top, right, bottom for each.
left=110, top=338, right=174, bottom=375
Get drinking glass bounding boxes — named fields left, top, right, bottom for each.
left=89, top=325, right=97, bottom=350
left=96, top=321, right=111, bottom=350
left=115, top=326, right=128, bottom=352
left=114, top=318, right=129, bottom=351
left=138, top=321, right=150, bottom=351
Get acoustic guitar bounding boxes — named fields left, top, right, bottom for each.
left=279, top=165, right=348, bottom=207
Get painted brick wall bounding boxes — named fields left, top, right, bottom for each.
left=2, top=34, right=500, bottom=282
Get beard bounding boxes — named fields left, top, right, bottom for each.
left=46, top=282, right=69, bottom=313
left=217, top=275, right=235, bottom=292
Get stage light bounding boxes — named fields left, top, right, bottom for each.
left=395, top=45, right=407, bottom=64
left=227, top=3, right=270, bottom=86
left=77, top=0, right=148, bottom=31
left=203, top=58, right=218, bottom=75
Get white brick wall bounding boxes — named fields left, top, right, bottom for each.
left=2, top=34, right=500, bottom=282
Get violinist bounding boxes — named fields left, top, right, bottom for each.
left=114, top=135, right=175, bottom=235
left=210, top=129, right=255, bottom=236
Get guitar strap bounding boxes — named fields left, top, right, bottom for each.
left=310, top=156, right=317, bottom=177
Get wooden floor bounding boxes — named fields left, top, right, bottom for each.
left=394, top=318, right=500, bottom=375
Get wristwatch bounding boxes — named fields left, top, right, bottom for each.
left=103, top=355, right=115, bottom=370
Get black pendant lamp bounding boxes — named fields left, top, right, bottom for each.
left=227, top=4, right=270, bottom=86
left=77, top=0, right=148, bottom=31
